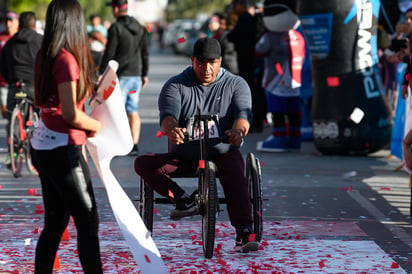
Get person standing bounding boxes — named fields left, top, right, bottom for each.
left=100, top=0, right=149, bottom=155
left=87, top=14, right=108, bottom=43
left=0, top=11, right=42, bottom=114
left=0, top=11, right=19, bottom=118
left=0, top=11, right=42, bottom=168
left=30, top=0, right=103, bottom=273
left=228, top=0, right=265, bottom=132
left=215, top=13, right=239, bottom=74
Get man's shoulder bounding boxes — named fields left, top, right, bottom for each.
left=219, top=69, right=243, bottom=83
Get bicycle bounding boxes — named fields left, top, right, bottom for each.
left=138, top=113, right=263, bottom=258
left=8, top=81, right=38, bottom=178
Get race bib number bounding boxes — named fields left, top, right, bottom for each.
left=186, top=119, right=220, bottom=141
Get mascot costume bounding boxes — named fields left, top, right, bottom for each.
left=256, top=0, right=306, bottom=152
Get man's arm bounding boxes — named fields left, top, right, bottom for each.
left=99, top=25, right=118, bottom=74
left=141, top=27, right=149, bottom=88
left=161, top=115, right=186, bottom=145
left=225, top=118, right=250, bottom=146
left=255, top=33, right=270, bottom=57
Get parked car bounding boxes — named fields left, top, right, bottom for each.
left=163, top=19, right=204, bottom=56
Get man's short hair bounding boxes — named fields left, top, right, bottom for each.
left=19, top=11, right=36, bottom=29
left=107, top=0, right=128, bottom=11
left=232, top=0, right=249, bottom=7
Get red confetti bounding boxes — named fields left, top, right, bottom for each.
left=319, top=260, right=325, bottom=268
left=169, top=223, right=176, bottom=228
left=168, top=190, right=174, bottom=199
left=260, top=160, right=264, bottom=167
left=191, top=234, right=197, bottom=241
left=153, top=208, right=158, bottom=214
left=217, top=258, right=227, bottom=266
left=119, top=252, right=129, bottom=259
left=144, top=254, right=151, bottom=263
left=348, top=185, right=352, bottom=192
left=295, top=234, right=300, bottom=239
left=177, top=37, right=186, bottom=43
left=146, top=26, right=151, bottom=34
left=380, top=187, right=391, bottom=190
left=391, top=262, right=399, bottom=268
left=156, top=130, right=165, bottom=138
left=27, top=188, right=37, bottom=195
left=215, top=243, right=222, bottom=253
left=341, top=187, right=346, bottom=191
left=256, top=210, right=261, bottom=217
left=129, top=90, right=136, bottom=94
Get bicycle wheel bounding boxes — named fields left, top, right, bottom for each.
left=9, top=107, right=24, bottom=178
left=138, top=177, right=154, bottom=233
left=246, top=152, right=263, bottom=242
left=199, top=161, right=217, bottom=259
left=25, top=108, right=38, bottom=175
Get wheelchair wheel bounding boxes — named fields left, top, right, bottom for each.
left=138, top=177, right=154, bottom=233
left=199, top=161, right=217, bottom=259
left=246, top=152, right=263, bottom=242
left=25, top=108, right=38, bottom=175
left=9, top=107, right=24, bottom=178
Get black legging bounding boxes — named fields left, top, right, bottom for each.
left=31, top=145, right=103, bottom=274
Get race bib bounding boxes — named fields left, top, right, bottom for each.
left=186, top=118, right=220, bottom=141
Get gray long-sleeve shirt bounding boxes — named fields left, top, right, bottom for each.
left=159, top=67, right=252, bottom=160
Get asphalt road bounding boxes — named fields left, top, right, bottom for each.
left=0, top=44, right=411, bottom=273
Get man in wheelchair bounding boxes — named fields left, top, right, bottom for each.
left=135, top=37, right=258, bottom=253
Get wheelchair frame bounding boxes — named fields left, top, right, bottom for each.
left=137, top=114, right=263, bottom=258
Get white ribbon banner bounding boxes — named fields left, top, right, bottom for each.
left=86, top=61, right=168, bottom=273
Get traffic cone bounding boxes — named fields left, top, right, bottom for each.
left=53, top=253, right=60, bottom=269
left=61, top=227, right=70, bottom=241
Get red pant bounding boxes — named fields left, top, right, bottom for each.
left=134, top=150, right=253, bottom=228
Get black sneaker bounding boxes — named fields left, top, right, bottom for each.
left=170, top=193, right=198, bottom=220
left=235, top=225, right=259, bottom=253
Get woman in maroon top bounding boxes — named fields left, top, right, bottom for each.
left=31, top=0, right=102, bottom=273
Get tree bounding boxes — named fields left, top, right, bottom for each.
left=166, top=0, right=232, bottom=21
left=7, top=0, right=111, bottom=22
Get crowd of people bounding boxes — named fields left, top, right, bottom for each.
left=377, top=4, right=412, bottom=168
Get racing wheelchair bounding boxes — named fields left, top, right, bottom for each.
left=137, top=113, right=263, bottom=259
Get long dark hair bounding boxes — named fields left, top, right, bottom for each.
left=34, top=0, right=94, bottom=106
